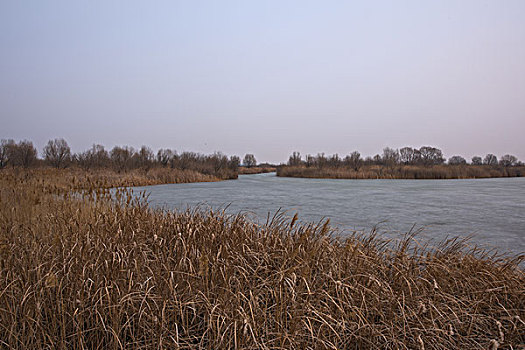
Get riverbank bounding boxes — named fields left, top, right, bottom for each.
left=0, top=167, right=233, bottom=192
left=0, top=170, right=523, bottom=349
left=277, top=164, right=525, bottom=179
left=238, top=166, right=277, bottom=174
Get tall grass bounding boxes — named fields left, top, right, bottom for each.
left=0, top=170, right=524, bottom=349
left=0, top=167, right=226, bottom=194
left=238, top=166, right=277, bottom=175
left=277, top=165, right=525, bottom=180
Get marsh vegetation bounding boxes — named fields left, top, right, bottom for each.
left=0, top=168, right=524, bottom=349
left=1, top=139, right=240, bottom=183
left=279, top=147, right=524, bottom=180
left=238, top=166, right=277, bottom=175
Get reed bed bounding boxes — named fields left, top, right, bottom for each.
left=238, top=167, right=277, bottom=175
left=0, top=167, right=224, bottom=194
left=277, top=165, right=525, bottom=180
left=0, top=170, right=524, bottom=349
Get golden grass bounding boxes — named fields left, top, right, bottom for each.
left=0, top=169, right=524, bottom=349
left=1, top=167, right=224, bottom=194
left=277, top=165, right=525, bottom=180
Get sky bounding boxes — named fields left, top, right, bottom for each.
left=1, top=1, right=524, bottom=164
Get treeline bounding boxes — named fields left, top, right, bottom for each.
left=0, top=139, right=240, bottom=180
left=280, top=146, right=524, bottom=179
left=286, top=146, right=522, bottom=169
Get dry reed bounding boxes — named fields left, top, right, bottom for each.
left=277, top=165, right=525, bottom=180
left=238, top=167, right=277, bottom=175
left=0, top=169, right=523, bottom=349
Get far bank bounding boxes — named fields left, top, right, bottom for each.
left=277, top=164, right=525, bottom=180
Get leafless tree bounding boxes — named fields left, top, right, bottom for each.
left=363, top=156, right=373, bottom=165
left=156, top=149, right=174, bottom=167
left=7, top=140, right=37, bottom=168
left=315, top=153, right=327, bottom=168
left=243, top=154, right=257, bottom=168
left=0, top=139, right=15, bottom=168
left=448, top=156, right=467, bottom=165
left=110, top=146, right=135, bottom=172
left=382, top=147, right=400, bottom=167
left=78, top=144, right=110, bottom=169
left=483, top=154, right=498, bottom=166
left=419, top=146, right=444, bottom=166
left=305, top=154, right=315, bottom=167
left=91, top=144, right=109, bottom=167
left=400, top=147, right=420, bottom=164
left=175, top=152, right=197, bottom=170
left=229, top=155, right=240, bottom=170
left=43, top=138, right=71, bottom=168
left=344, top=151, right=362, bottom=171
left=209, top=152, right=227, bottom=174
left=328, top=154, right=341, bottom=168
left=288, top=152, right=302, bottom=166
left=76, top=145, right=99, bottom=170
left=135, top=146, right=154, bottom=169
left=471, top=156, right=482, bottom=165
left=499, top=154, right=518, bottom=167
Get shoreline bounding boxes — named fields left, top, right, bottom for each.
left=238, top=166, right=277, bottom=175
left=0, top=167, right=233, bottom=192
left=277, top=164, right=525, bottom=180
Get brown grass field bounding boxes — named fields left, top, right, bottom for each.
left=7, top=167, right=226, bottom=192
left=0, top=168, right=524, bottom=349
left=277, top=164, right=525, bottom=180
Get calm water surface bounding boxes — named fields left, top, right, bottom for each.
left=133, top=173, right=525, bottom=255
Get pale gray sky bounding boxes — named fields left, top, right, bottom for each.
left=1, top=1, right=524, bottom=163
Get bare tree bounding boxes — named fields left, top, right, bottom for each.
left=43, top=138, right=71, bottom=168
left=91, top=144, right=109, bottom=167
left=75, top=151, right=91, bottom=170
left=315, top=153, right=328, bottom=168
left=305, top=154, right=315, bottom=167
left=448, top=156, right=467, bottom=165
left=243, top=154, right=257, bottom=168
left=499, top=154, right=518, bottom=167
left=135, top=146, right=154, bottom=169
left=328, top=154, right=341, bottom=168
left=344, top=151, right=362, bottom=171
left=77, top=144, right=109, bottom=169
left=400, top=147, right=420, bottom=165
left=363, top=156, right=373, bottom=165
left=7, top=140, right=37, bottom=168
left=382, top=147, right=400, bottom=167
left=110, top=146, right=134, bottom=172
left=419, top=146, right=444, bottom=166
left=483, top=154, right=498, bottom=166
left=209, top=152, right=227, bottom=174
left=229, top=155, right=240, bottom=170
left=471, top=156, right=482, bottom=165
left=0, top=139, right=15, bottom=168
left=288, top=152, right=302, bottom=166
left=175, top=152, right=197, bottom=170
left=156, top=149, right=174, bottom=167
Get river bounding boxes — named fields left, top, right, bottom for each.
left=132, top=173, right=525, bottom=255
